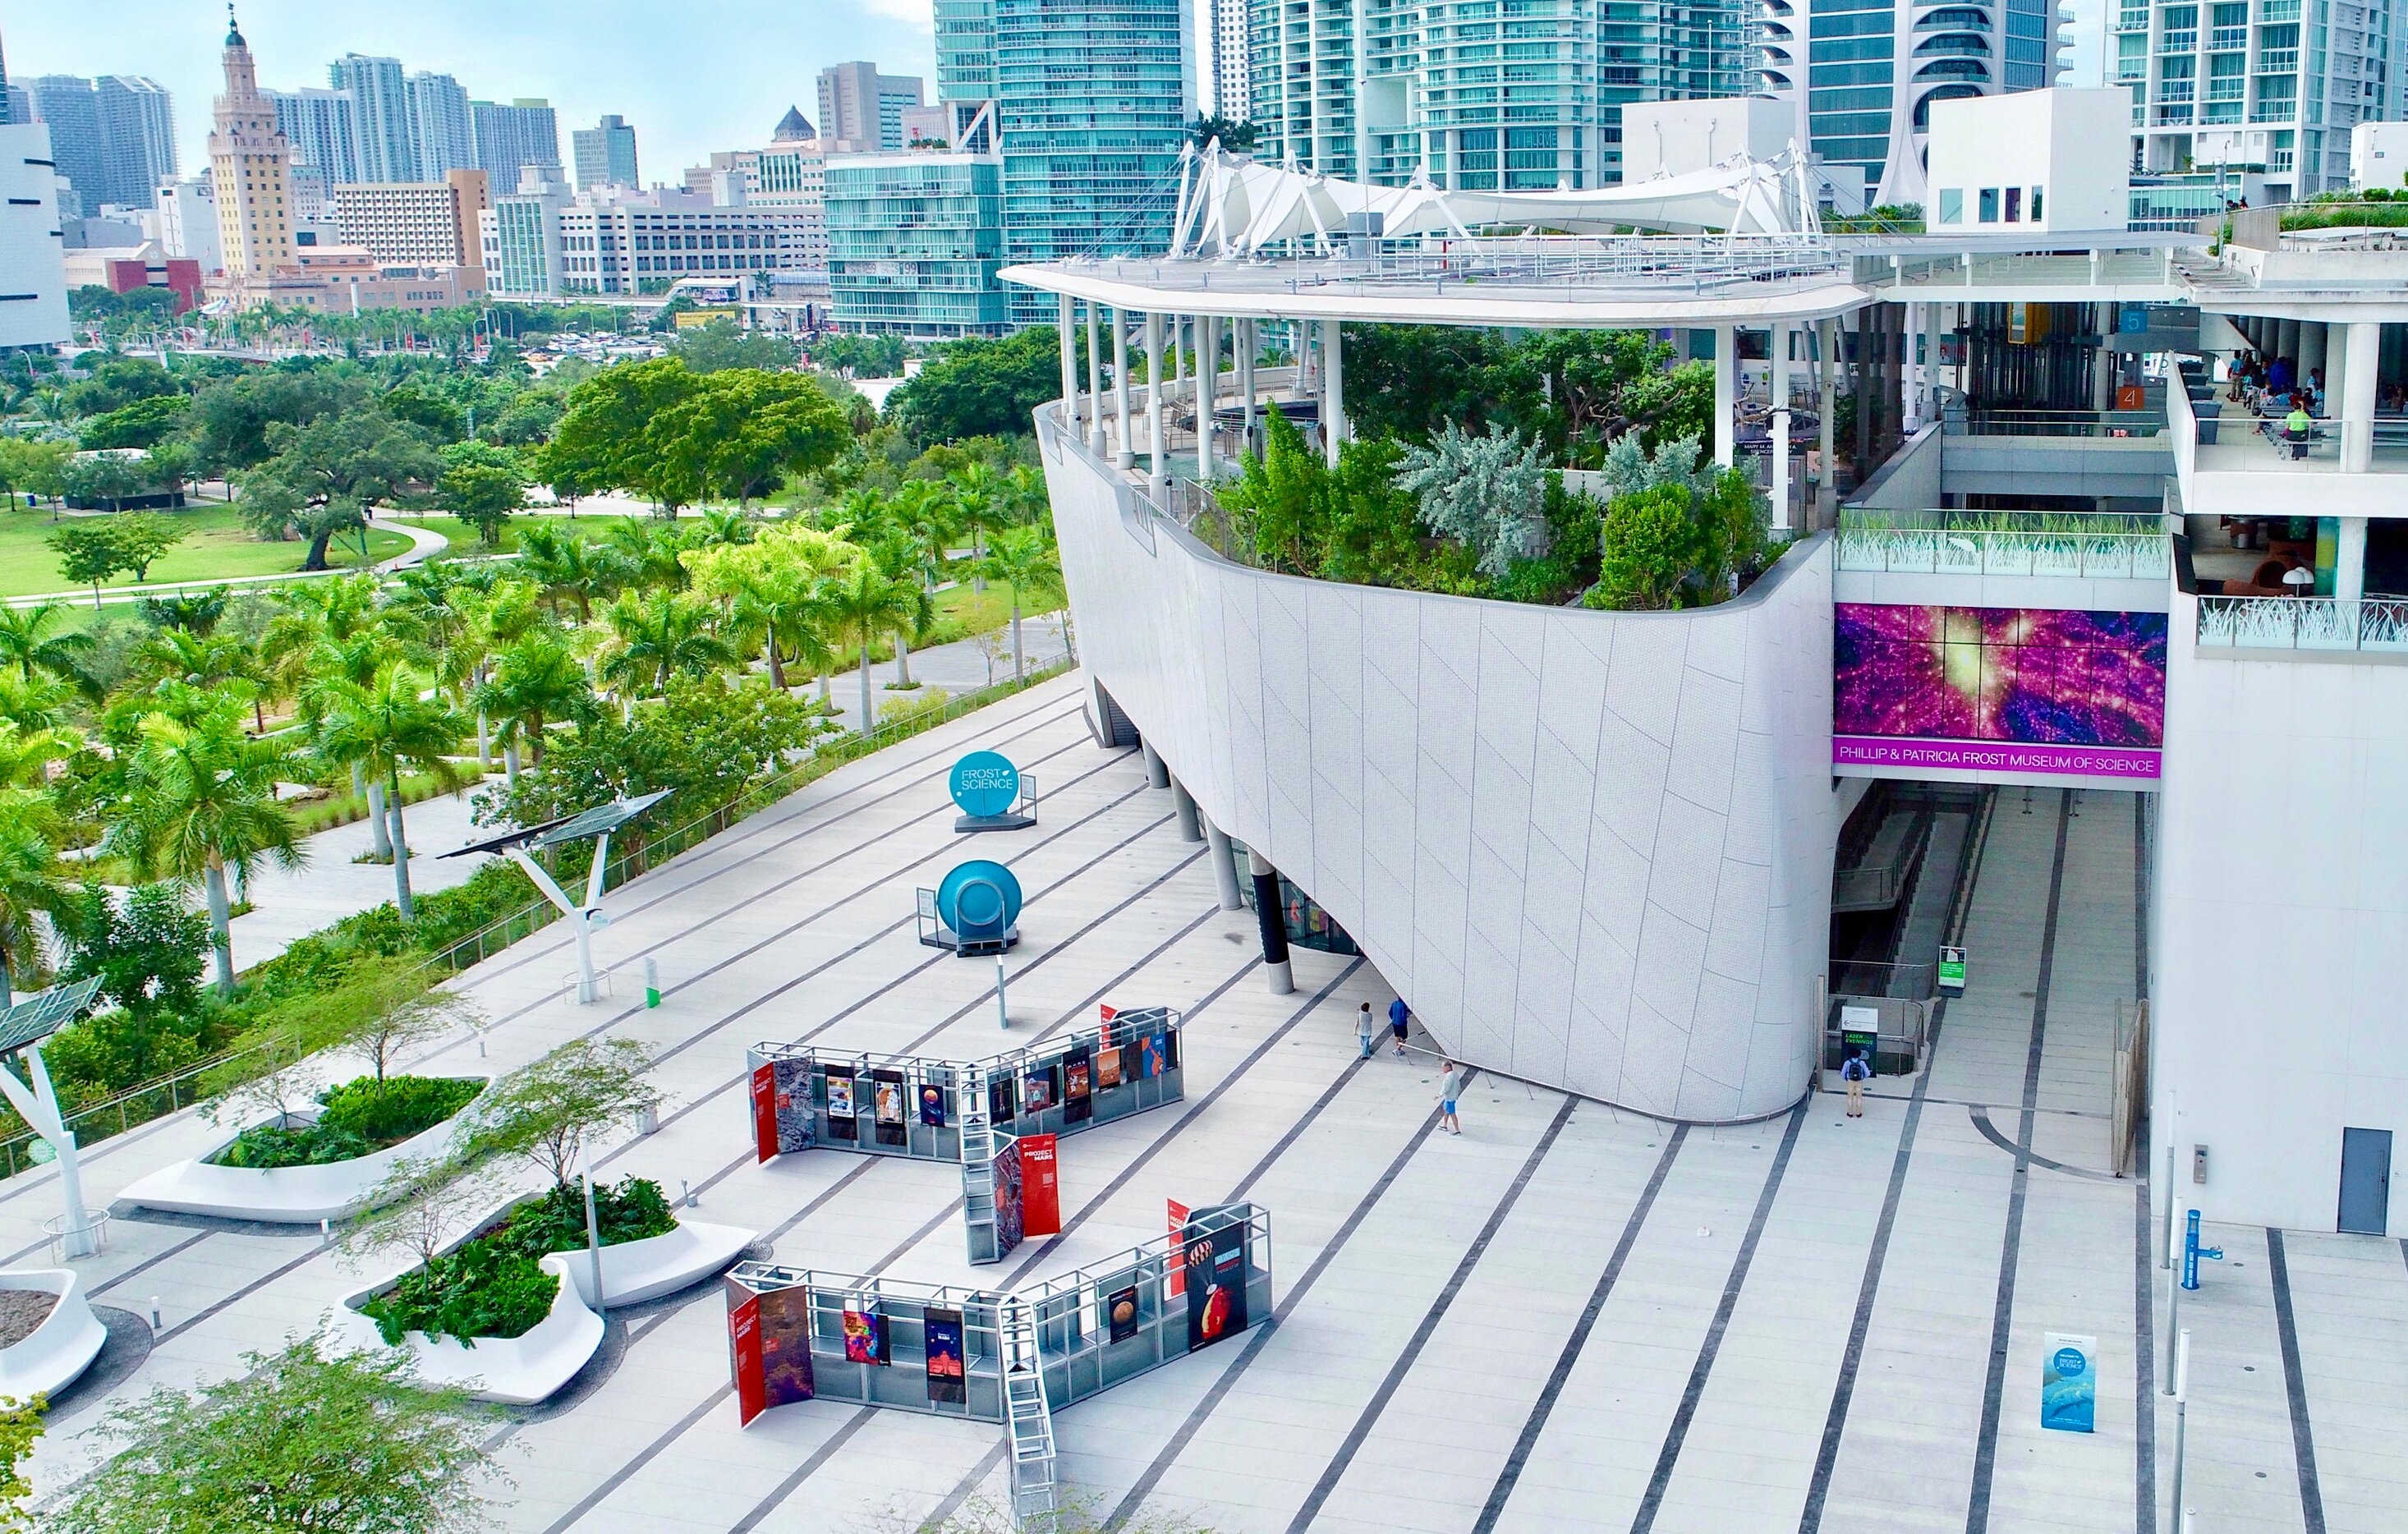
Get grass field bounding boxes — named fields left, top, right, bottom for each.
left=0, top=504, right=413, bottom=599
left=382, top=512, right=645, bottom=557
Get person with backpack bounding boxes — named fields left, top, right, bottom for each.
left=1388, top=996, right=1411, bottom=1058
left=1355, top=1002, right=1376, bottom=1060
left=1840, top=1049, right=1873, bottom=1118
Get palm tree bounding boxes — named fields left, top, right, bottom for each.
left=473, top=632, right=593, bottom=783
left=729, top=563, right=835, bottom=692
left=0, top=790, right=66, bottom=1006
left=108, top=705, right=302, bottom=995
left=866, top=530, right=935, bottom=689
left=825, top=561, right=920, bottom=732
left=314, top=662, right=463, bottom=922
left=600, top=591, right=738, bottom=697
left=302, top=631, right=404, bottom=859
left=950, top=464, right=1004, bottom=590
left=517, top=522, right=624, bottom=623
left=605, top=518, right=692, bottom=593
left=0, top=602, right=95, bottom=692
left=977, top=526, right=1064, bottom=682
left=697, top=507, right=759, bottom=549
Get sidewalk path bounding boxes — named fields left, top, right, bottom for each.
left=815, top=610, right=1072, bottom=737
left=226, top=780, right=500, bottom=973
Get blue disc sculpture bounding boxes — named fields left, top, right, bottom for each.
left=937, top=860, right=1022, bottom=948
left=950, top=751, right=1036, bottom=833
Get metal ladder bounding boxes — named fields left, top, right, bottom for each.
left=960, top=1072, right=996, bottom=1229
left=999, top=1293, right=1059, bottom=1531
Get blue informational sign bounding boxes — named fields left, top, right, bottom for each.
left=937, top=860, right=1023, bottom=940
left=2041, top=1332, right=2098, bottom=1432
left=950, top=752, right=1021, bottom=819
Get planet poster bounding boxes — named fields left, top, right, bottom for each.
left=1183, top=1210, right=1250, bottom=1353
left=919, top=1082, right=949, bottom=1128
left=1107, top=1284, right=1140, bottom=1344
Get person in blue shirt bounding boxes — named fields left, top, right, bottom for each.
left=1388, top=997, right=1410, bottom=1058
left=1841, top=1049, right=1873, bottom=1118
left=2268, top=355, right=2295, bottom=397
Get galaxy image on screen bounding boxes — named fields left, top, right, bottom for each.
left=1833, top=605, right=2167, bottom=746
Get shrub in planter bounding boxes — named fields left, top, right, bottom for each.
left=212, top=1075, right=483, bottom=1169
left=363, top=1239, right=558, bottom=1347
left=499, top=1177, right=676, bottom=1258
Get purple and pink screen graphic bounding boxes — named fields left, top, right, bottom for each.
left=1833, top=605, right=2166, bottom=778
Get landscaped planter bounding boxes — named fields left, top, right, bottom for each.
left=0, top=1268, right=109, bottom=1400
left=118, top=1077, right=489, bottom=1225
left=333, top=1251, right=602, bottom=1407
left=331, top=1187, right=756, bottom=1405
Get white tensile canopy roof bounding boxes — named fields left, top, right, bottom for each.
left=1167, top=140, right=1823, bottom=259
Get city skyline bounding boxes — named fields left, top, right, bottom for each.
left=5, top=0, right=941, bottom=186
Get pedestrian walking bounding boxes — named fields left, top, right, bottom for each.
left=1840, top=1049, right=1871, bottom=1118
left=1388, top=996, right=1411, bottom=1057
left=1355, top=1002, right=1376, bottom=1059
left=1436, top=1060, right=1464, bottom=1136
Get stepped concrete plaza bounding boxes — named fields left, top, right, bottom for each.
left=10, top=671, right=2395, bottom=1532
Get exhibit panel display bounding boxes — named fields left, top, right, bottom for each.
left=723, top=1203, right=1272, bottom=1432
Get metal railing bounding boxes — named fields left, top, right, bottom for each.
left=2196, top=595, right=2408, bottom=652
left=1082, top=232, right=1846, bottom=296
left=0, top=654, right=1082, bottom=1178
left=1836, top=524, right=2171, bottom=579
left=1944, top=408, right=2167, bottom=439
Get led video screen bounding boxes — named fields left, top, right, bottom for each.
left=1832, top=604, right=2166, bottom=779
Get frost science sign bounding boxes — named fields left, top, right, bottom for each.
left=950, top=751, right=1036, bottom=831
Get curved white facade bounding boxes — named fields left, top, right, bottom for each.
left=1041, top=413, right=1839, bottom=1123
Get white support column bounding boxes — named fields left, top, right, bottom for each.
left=2299, top=320, right=2328, bottom=393
left=1058, top=294, right=1080, bottom=443
left=1321, top=318, right=1347, bottom=465
left=2338, top=516, right=2369, bottom=603
left=2341, top=319, right=2380, bottom=473
left=1771, top=321, right=1793, bottom=534
left=1817, top=318, right=1837, bottom=529
left=1901, top=301, right=1923, bottom=432
left=1113, top=307, right=1133, bottom=470
left=0, top=1043, right=95, bottom=1258
left=1197, top=313, right=1217, bottom=483
left=1712, top=324, right=1736, bottom=467
left=1146, top=311, right=1167, bottom=499
left=1238, top=317, right=1258, bottom=457
left=1086, top=301, right=1106, bottom=456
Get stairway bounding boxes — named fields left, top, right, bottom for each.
left=1000, top=1293, right=1059, bottom=1529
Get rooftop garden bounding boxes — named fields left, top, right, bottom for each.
left=2278, top=186, right=2408, bottom=232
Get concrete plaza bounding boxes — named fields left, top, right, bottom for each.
left=7, top=669, right=2383, bottom=1532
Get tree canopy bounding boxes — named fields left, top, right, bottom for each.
left=886, top=328, right=1077, bottom=448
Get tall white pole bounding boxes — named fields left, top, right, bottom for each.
left=1114, top=308, right=1134, bottom=469
left=1086, top=301, right=1107, bottom=456
left=1058, top=294, right=1080, bottom=443
left=1146, top=311, right=1167, bottom=500
left=1712, top=324, right=1737, bottom=467
left=1902, top=301, right=1923, bottom=433
left=1321, top=318, right=1346, bottom=466
left=1239, top=317, right=1257, bottom=457
left=1198, top=313, right=1218, bottom=483
left=1771, top=321, right=1793, bottom=534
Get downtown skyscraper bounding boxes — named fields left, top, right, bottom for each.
left=22, top=71, right=176, bottom=213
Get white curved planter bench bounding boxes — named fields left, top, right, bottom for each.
left=118, top=1079, right=489, bottom=1224
left=560, top=1217, right=757, bottom=1310
left=333, top=1253, right=602, bottom=1407
left=0, top=1269, right=108, bottom=1401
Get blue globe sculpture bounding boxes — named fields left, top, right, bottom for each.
left=937, top=860, right=1022, bottom=940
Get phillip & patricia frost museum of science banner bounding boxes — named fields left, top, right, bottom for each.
left=1832, top=604, right=2167, bottom=780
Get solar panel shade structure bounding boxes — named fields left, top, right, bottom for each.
left=0, top=976, right=104, bottom=1058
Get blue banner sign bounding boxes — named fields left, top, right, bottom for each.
left=950, top=752, right=1021, bottom=819
left=2041, top=1332, right=2097, bottom=1433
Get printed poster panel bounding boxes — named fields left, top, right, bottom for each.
left=1141, top=1034, right=1166, bottom=1080
left=1096, top=1041, right=1123, bottom=1091
left=825, top=1072, right=859, bottom=1141
left=760, top=1284, right=815, bottom=1412
left=1106, top=1284, right=1140, bottom=1344
left=772, top=1056, right=815, bottom=1154
left=1183, top=1208, right=1251, bottom=1353
left=1020, top=1133, right=1061, bottom=1238
left=2042, top=1332, right=2098, bottom=1432
left=988, top=1072, right=1018, bottom=1125
left=872, top=1068, right=908, bottom=1148
left=1022, top=1063, right=1056, bottom=1113
left=918, top=1079, right=949, bottom=1128
left=1165, top=1198, right=1190, bottom=1298
left=749, top=1064, right=778, bottom=1164
left=1063, top=1048, right=1094, bottom=1124
left=843, top=1302, right=888, bottom=1365
left=925, top=1307, right=967, bottom=1405
left=994, top=1137, right=1025, bottom=1256
left=728, top=1288, right=765, bottom=1425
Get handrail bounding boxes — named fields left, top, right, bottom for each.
left=2196, top=595, right=2408, bottom=652
left=1836, top=525, right=2171, bottom=579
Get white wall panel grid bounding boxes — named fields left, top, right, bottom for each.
left=1042, top=412, right=1838, bottom=1123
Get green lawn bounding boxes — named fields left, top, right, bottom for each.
left=382, top=512, right=648, bottom=558
left=0, top=504, right=412, bottom=599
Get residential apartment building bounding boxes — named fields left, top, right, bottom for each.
left=1756, top=0, right=2057, bottom=205
left=480, top=181, right=809, bottom=297
left=471, top=98, right=561, bottom=188
left=209, top=14, right=293, bottom=281
left=22, top=73, right=177, bottom=214
left=816, top=62, right=926, bottom=151
left=2113, top=0, right=2401, bottom=199
left=825, top=149, right=1007, bottom=336
left=1247, top=0, right=1744, bottom=190
left=0, top=120, right=69, bottom=349
left=331, top=168, right=488, bottom=287
left=329, top=54, right=415, bottom=181
left=405, top=71, right=474, bottom=178
left=270, top=86, right=358, bottom=187
left=1193, top=0, right=1250, bottom=119
left=573, top=114, right=641, bottom=189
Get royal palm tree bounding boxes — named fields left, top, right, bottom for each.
left=0, top=601, right=95, bottom=693
left=314, top=662, right=463, bottom=922
left=825, top=561, right=920, bottom=732
left=473, top=632, right=594, bottom=783
left=977, top=525, right=1064, bottom=682
left=600, top=591, right=738, bottom=697
left=697, top=506, right=759, bottom=549
left=108, top=705, right=302, bottom=994
left=949, top=464, right=1004, bottom=590
left=730, top=563, right=835, bottom=693
left=517, top=522, right=624, bottom=623
left=0, top=791, right=66, bottom=1007
left=302, top=630, right=405, bottom=858
left=866, top=529, right=935, bottom=689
